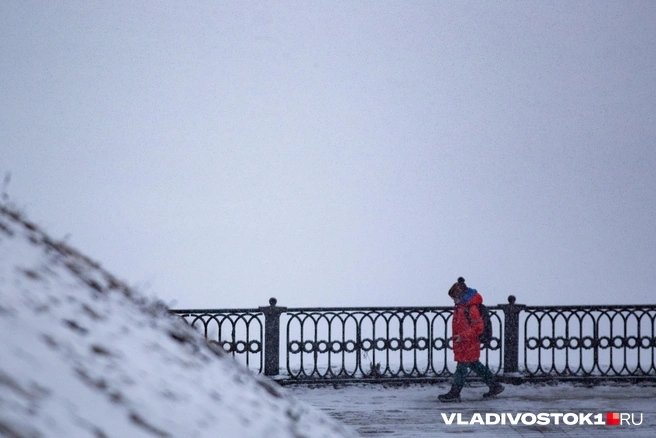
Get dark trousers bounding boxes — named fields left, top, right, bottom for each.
left=453, top=361, right=494, bottom=388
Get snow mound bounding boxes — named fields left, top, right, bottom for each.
left=0, top=205, right=357, bottom=438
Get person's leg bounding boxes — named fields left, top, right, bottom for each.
left=470, top=361, right=505, bottom=398
left=439, top=363, right=468, bottom=402
left=453, top=362, right=470, bottom=388
left=469, top=361, right=494, bottom=384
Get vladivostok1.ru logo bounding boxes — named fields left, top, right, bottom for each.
left=441, top=412, right=643, bottom=426
left=606, top=412, right=643, bottom=426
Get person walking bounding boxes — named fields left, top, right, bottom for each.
left=438, top=277, right=504, bottom=402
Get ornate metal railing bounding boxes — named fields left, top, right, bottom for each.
left=174, top=307, right=265, bottom=373
left=283, top=305, right=502, bottom=380
left=522, top=304, right=656, bottom=379
left=170, top=297, right=656, bottom=383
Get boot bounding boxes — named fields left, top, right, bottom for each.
left=438, top=385, right=462, bottom=402
left=482, top=381, right=504, bottom=399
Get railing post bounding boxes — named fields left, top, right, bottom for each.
left=499, top=295, right=525, bottom=375
left=259, top=297, right=287, bottom=376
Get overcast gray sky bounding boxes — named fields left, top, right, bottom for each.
left=2, top=1, right=655, bottom=309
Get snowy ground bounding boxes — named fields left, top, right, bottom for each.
left=0, top=205, right=356, bottom=438
left=289, top=381, right=656, bottom=437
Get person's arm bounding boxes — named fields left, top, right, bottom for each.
left=459, top=305, right=484, bottom=341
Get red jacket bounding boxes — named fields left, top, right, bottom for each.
left=452, top=290, right=483, bottom=362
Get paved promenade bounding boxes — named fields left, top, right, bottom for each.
left=288, top=381, right=656, bottom=437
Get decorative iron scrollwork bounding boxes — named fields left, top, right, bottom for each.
left=172, top=309, right=264, bottom=373
left=283, top=306, right=503, bottom=379
left=523, top=305, right=656, bottom=378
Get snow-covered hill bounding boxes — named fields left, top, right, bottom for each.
left=0, top=205, right=357, bottom=437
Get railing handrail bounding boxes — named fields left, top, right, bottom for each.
left=173, top=307, right=261, bottom=314
left=285, top=306, right=458, bottom=312
left=523, top=304, right=656, bottom=310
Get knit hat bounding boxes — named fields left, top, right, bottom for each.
left=448, top=277, right=467, bottom=297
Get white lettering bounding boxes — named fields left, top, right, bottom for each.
left=441, top=411, right=641, bottom=427
left=441, top=413, right=456, bottom=425
left=486, top=413, right=501, bottom=425
left=578, top=413, right=592, bottom=425
left=507, top=413, right=522, bottom=425
left=470, top=413, right=484, bottom=425
left=550, top=413, right=563, bottom=424
left=537, top=413, right=550, bottom=425
left=521, top=413, right=536, bottom=425
left=563, top=413, right=578, bottom=425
